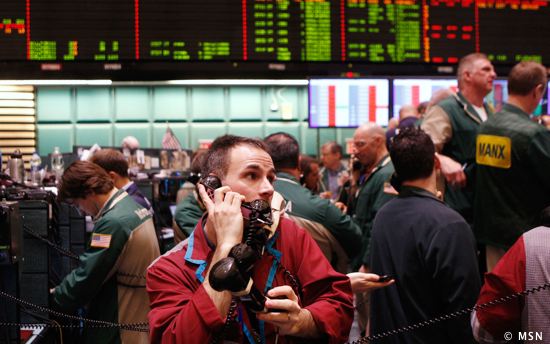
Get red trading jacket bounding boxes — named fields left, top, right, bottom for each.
left=146, top=216, right=354, bottom=344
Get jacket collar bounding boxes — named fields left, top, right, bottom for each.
left=502, top=103, right=530, bottom=118
left=184, top=198, right=284, bottom=282
left=93, top=188, right=126, bottom=222
left=275, top=171, right=299, bottom=184
left=398, top=185, right=442, bottom=203
left=454, top=92, right=493, bottom=124
left=184, top=216, right=212, bottom=282
left=360, top=154, right=391, bottom=186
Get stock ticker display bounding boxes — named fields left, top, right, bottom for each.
left=309, top=78, right=390, bottom=127
left=0, top=0, right=549, bottom=64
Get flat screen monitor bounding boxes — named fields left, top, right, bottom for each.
left=487, top=79, right=547, bottom=116
left=485, top=79, right=508, bottom=113
left=308, top=78, right=390, bottom=128
left=392, top=78, right=457, bottom=118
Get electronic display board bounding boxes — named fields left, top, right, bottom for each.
left=485, top=79, right=508, bottom=113
left=485, top=79, right=547, bottom=115
left=0, top=0, right=548, bottom=67
left=392, top=78, right=457, bottom=117
left=309, top=78, right=390, bottom=128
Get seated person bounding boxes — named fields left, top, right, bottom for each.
left=146, top=135, right=354, bottom=343
left=52, top=161, right=160, bottom=344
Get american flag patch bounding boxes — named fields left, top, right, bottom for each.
left=90, top=233, right=112, bottom=248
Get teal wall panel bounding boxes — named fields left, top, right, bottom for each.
left=76, top=88, right=111, bottom=121
left=265, top=122, right=301, bottom=142
left=114, top=123, right=152, bottom=148
left=226, top=123, right=264, bottom=138
left=115, top=87, right=150, bottom=121
left=301, top=123, right=318, bottom=156
left=153, top=123, right=189, bottom=148
left=36, top=88, right=72, bottom=122
left=75, top=124, right=113, bottom=147
left=318, top=128, right=338, bottom=147
left=189, top=123, right=227, bottom=150
left=35, top=84, right=345, bottom=157
left=190, top=87, right=225, bottom=121
left=265, top=87, right=303, bottom=121
left=339, top=128, right=356, bottom=155
left=228, top=87, right=263, bottom=120
left=37, top=124, right=73, bottom=156
left=153, top=87, right=187, bottom=121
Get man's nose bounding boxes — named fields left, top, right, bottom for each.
left=259, top=178, right=274, bottom=197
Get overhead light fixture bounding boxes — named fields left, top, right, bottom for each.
left=165, top=79, right=308, bottom=86
left=0, top=80, right=113, bottom=86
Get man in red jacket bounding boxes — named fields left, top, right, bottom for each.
left=146, top=135, right=354, bottom=344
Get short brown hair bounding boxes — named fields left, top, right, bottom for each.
left=264, top=132, right=300, bottom=170
left=299, top=155, right=319, bottom=177
left=201, top=135, right=267, bottom=178
left=321, top=141, right=343, bottom=156
left=508, top=61, right=548, bottom=96
left=58, top=161, right=114, bottom=201
left=89, top=149, right=129, bottom=177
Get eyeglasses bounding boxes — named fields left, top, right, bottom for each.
left=352, top=140, right=368, bottom=148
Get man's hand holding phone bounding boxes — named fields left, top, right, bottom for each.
left=198, top=183, right=245, bottom=248
left=347, top=272, right=395, bottom=293
left=257, top=286, right=319, bottom=338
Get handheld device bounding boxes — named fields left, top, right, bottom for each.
left=378, top=274, right=392, bottom=282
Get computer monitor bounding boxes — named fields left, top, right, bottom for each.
left=392, top=78, right=457, bottom=118
left=485, top=79, right=508, bottom=113
left=486, top=79, right=547, bottom=115
left=308, top=78, right=390, bottom=128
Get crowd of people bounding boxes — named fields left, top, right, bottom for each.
left=50, top=54, right=550, bottom=343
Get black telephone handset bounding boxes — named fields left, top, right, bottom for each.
left=201, top=176, right=275, bottom=312
left=199, top=175, right=222, bottom=202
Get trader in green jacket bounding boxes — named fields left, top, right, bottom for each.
left=350, top=123, right=396, bottom=271
left=53, top=161, right=160, bottom=344
left=474, top=61, right=550, bottom=271
left=422, top=52, right=496, bottom=224
left=264, top=132, right=362, bottom=273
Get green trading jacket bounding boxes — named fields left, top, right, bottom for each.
left=351, top=156, right=395, bottom=269
left=474, top=103, right=550, bottom=249
left=53, top=189, right=160, bottom=344
left=274, top=172, right=362, bottom=271
left=174, top=191, right=204, bottom=241
left=422, top=92, right=494, bottom=223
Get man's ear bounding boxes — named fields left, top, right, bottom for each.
left=534, top=83, right=545, bottom=101
left=373, top=135, right=384, bottom=147
left=108, top=171, right=118, bottom=181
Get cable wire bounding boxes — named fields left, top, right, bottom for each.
left=349, top=282, right=550, bottom=343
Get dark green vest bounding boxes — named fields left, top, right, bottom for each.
left=438, top=92, right=493, bottom=223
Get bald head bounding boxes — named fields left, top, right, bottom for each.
left=399, top=105, right=419, bottom=121
left=121, top=136, right=140, bottom=151
left=355, top=122, right=386, bottom=139
left=352, top=122, right=388, bottom=168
